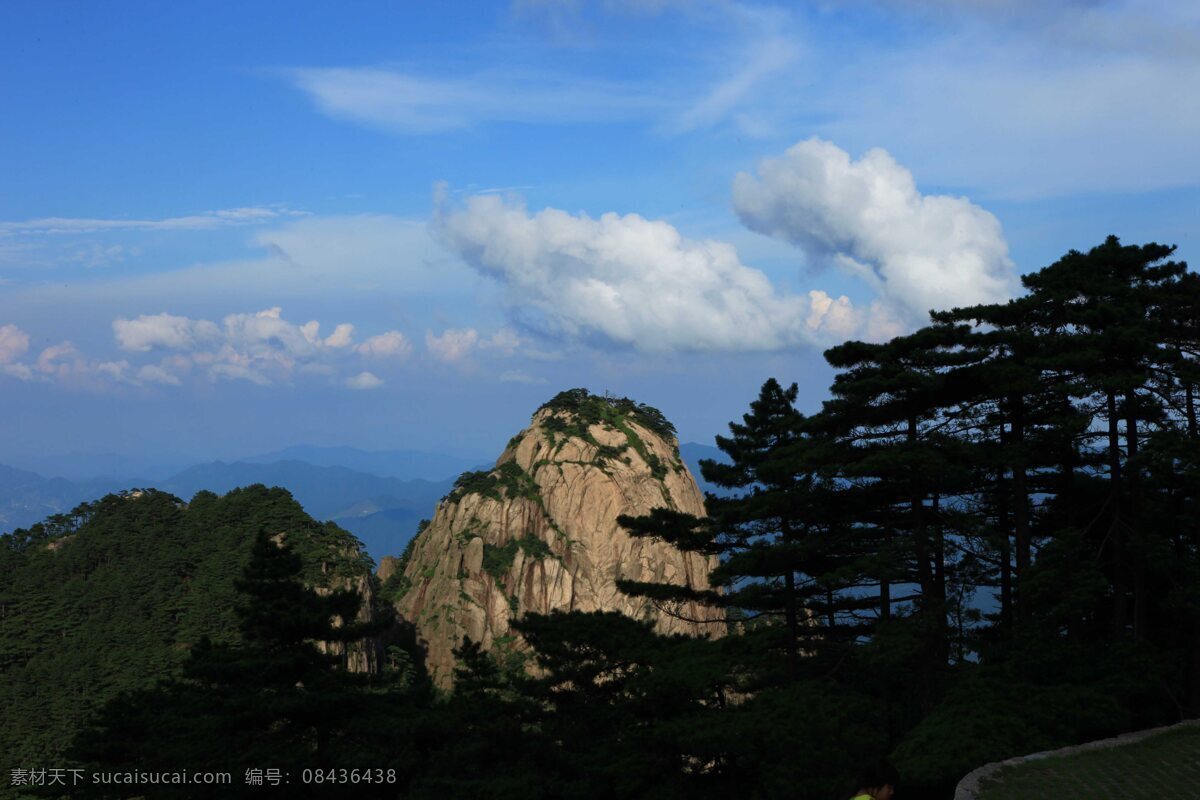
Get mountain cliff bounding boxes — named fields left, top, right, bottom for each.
left=390, top=390, right=724, bottom=687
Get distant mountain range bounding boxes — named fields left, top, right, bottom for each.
left=6, top=445, right=485, bottom=484
left=0, top=441, right=729, bottom=564
left=4, top=452, right=197, bottom=483
left=0, top=464, right=129, bottom=534
left=159, top=460, right=455, bottom=559
left=0, top=458, right=457, bottom=563
left=240, top=445, right=486, bottom=482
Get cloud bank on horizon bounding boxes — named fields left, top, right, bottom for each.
left=0, top=306, right=522, bottom=391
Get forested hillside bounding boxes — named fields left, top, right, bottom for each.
left=618, top=236, right=1200, bottom=792
left=0, top=486, right=377, bottom=779
left=0, top=461, right=454, bottom=563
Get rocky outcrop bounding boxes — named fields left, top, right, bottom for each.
left=274, top=530, right=383, bottom=674
left=315, top=569, right=381, bottom=674
left=391, top=390, right=725, bottom=687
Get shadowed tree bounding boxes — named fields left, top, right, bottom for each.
left=70, top=530, right=413, bottom=798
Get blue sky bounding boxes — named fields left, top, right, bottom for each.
left=2, top=0, right=1198, bottom=463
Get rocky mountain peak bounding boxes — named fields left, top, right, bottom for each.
left=390, top=389, right=725, bottom=687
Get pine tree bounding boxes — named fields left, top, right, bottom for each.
left=619, top=379, right=870, bottom=681
left=817, top=323, right=987, bottom=712
left=70, top=530, right=400, bottom=798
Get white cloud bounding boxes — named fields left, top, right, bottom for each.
left=0, top=207, right=303, bottom=236
left=136, top=364, right=182, bottom=386
left=94, top=360, right=135, bottom=384
left=288, top=67, right=661, bottom=134
left=4, top=213, right=463, bottom=302
left=346, top=371, right=384, bottom=390
left=481, top=328, right=521, bottom=356
left=434, top=193, right=862, bottom=351
left=499, top=369, right=548, bottom=385
left=513, top=0, right=1200, bottom=196
left=274, top=2, right=1198, bottom=196
left=250, top=214, right=478, bottom=294
left=295, top=319, right=356, bottom=349
left=0, top=324, right=30, bottom=363
left=108, top=307, right=408, bottom=388
left=323, top=323, right=355, bottom=348
left=24, top=342, right=136, bottom=389
left=733, top=138, right=1017, bottom=322
left=424, top=326, right=519, bottom=362
left=67, top=243, right=139, bottom=268
left=291, top=3, right=796, bottom=140
left=0, top=333, right=184, bottom=390
left=802, top=1, right=1200, bottom=196
left=34, top=342, right=86, bottom=380
left=357, top=331, right=412, bottom=358
left=209, top=361, right=273, bottom=387
left=2, top=363, right=32, bottom=381
left=113, top=313, right=222, bottom=353
left=665, top=36, right=799, bottom=135
left=221, top=307, right=322, bottom=361
left=425, top=328, right=480, bottom=362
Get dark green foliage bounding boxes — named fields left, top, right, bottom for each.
left=613, top=238, right=1200, bottom=795
left=535, top=389, right=680, bottom=482
left=448, top=461, right=540, bottom=502
left=483, top=538, right=520, bottom=578
left=539, top=388, right=676, bottom=441
left=381, top=569, right=413, bottom=603
left=380, top=534, right=420, bottom=602
left=620, top=378, right=869, bottom=677
left=0, top=485, right=376, bottom=780
left=495, top=610, right=884, bottom=800
left=517, top=535, right=552, bottom=560
left=890, top=647, right=1132, bottom=796
left=70, top=530, right=413, bottom=798
left=403, top=638, right=555, bottom=800
left=482, top=535, right=554, bottom=579
left=714, top=681, right=888, bottom=800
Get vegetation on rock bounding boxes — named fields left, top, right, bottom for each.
left=538, top=388, right=677, bottom=441
left=448, top=461, right=541, bottom=503
left=482, top=535, right=555, bottom=579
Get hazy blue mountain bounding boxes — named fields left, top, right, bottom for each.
left=240, top=445, right=487, bottom=482
left=332, top=506, right=423, bottom=564
left=159, top=460, right=453, bottom=562
left=0, top=464, right=130, bottom=532
left=5, top=452, right=198, bottom=482
left=160, top=461, right=449, bottom=519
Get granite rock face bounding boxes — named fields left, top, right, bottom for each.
left=391, top=391, right=724, bottom=687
